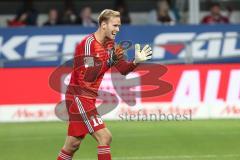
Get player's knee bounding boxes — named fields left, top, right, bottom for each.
left=98, top=133, right=112, bottom=145
left=64, top=140, right=81, bottom=153
left=71, top=140, right=81, bottom=152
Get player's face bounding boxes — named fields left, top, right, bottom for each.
left=104, top=17, right=121, bottom=40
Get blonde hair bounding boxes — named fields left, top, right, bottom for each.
left=98, top=9, right=120, bottom=25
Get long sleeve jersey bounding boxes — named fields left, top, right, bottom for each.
left=67, top=34, right=136, bottom=98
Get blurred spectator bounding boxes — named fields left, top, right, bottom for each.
left=201, top=3, right=229, bottom=24
left=148, top=0, right=176, bottom=25
left=114, top=0, right=131, bottom=24
left=168, top=0, right=181, bottom=23
left=75, top=6, right=97, bottom=27
left=43, top=9, right=61, bottom=26
left=16, top=0, right=38, bottom=26
left=61, top=8, right=77, bottom=25
left=7, top=13, right=27, bottom=27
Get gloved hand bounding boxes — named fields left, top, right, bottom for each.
left=107, top=44, right=124, bottom=66
left=133, top=44, right=152, bottom=64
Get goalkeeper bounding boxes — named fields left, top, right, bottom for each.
left=56, top=9, right=152, bottom=160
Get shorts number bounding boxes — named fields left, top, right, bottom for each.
left=93, top=117, right=103, bottom=127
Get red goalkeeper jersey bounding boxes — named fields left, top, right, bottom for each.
left=67, top=34, right=136, bottom=98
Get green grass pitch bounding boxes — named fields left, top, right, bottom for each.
left=0, top=120, right=240, bottom=160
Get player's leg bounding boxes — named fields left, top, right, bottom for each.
left=92, top=128, right=112, bottom=160
left=57, top=136, right=83, bottom=160
left=63, top=136, right=83, bottom=154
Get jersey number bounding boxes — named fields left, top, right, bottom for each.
left=93, top=117, right=103, bottom=127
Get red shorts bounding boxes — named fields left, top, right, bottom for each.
left=65, top=95, right=106, bottom=138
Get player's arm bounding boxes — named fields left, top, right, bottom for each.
left=109, top=44, right=135, bottom=75
left=114, top=44, right=153, bottom=75
left=114, top=59, right=137, bottom=75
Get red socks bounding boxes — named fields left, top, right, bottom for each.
left=57, top=149, right=73, bottom=160
left=57, top=146, right=111, bottom=160
left=98, top=145, right=111, bottom=160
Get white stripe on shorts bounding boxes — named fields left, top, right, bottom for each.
left=74, top=96, right=94, bottom=133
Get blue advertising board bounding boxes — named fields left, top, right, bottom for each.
left=0, top=24, right=240, bottom=67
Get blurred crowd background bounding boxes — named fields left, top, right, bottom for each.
left=0, top=0, right=239, bottom=28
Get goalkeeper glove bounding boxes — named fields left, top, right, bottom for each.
left=133, top=44, right=152, bottom=64
left=107, top=45, right=124, bottom=67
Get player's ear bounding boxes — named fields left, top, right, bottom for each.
left=101, top=21, right=107, bottom=30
